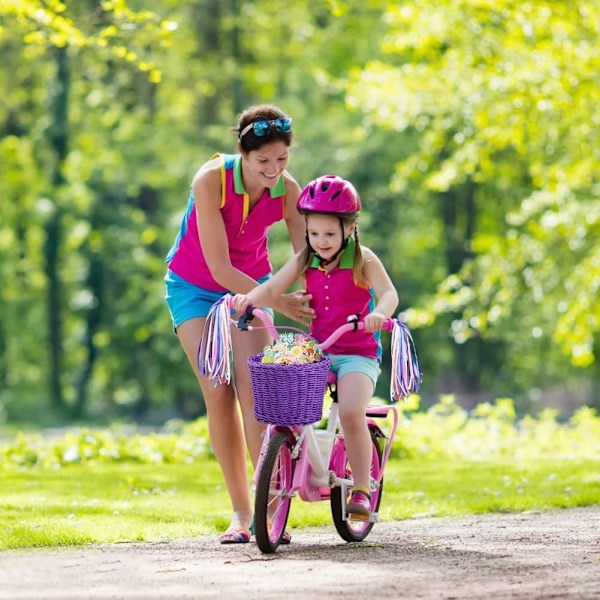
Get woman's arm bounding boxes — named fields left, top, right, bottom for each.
left=232, top=254, right=301, bottom=313
left=361, top=247, right=399, bottom=333
left=274, top=172, right=315, bottom=323
left=281, top=173, right=306, bottom=253
left=193, top=160, right=262, bottom=294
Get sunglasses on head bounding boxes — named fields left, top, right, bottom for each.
left=239, top=118, right=292, bottom=139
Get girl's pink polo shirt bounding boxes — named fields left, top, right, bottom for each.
left=306, top=238, right=381, bottom=360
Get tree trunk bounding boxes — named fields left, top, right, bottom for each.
left=192, top=0, right=222, bottom=123
left=438, top=180, right=486, bottom=402
left=72, top=250, right=104, bottom=418
left=45, top=45, right=70, bottom=412
left=229, top=0, right=243, bottom=114
left=438, top=178, right=477, bottom=273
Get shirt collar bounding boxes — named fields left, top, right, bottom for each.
left=233, top=155, right=285, bottom=197
left=310, top=235, right=356, bottom=270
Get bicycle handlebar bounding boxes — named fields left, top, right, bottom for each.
left=201, top=294, right=421, bottom=399
left=235, top=303, right=280, bottom=339
left=228, top=295, right=394, bottom=351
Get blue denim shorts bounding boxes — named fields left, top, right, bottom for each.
left=326, top=353, right=381, bottom=387
left=164, top=269, right=272, bottom=330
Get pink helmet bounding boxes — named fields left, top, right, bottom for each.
left=297, top=175, right=361, bottom=215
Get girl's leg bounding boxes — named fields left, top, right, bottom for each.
left=336, top=372, right=375, bottom=491
left=177, top=317, right=253, bottom=531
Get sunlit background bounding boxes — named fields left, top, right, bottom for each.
left=0, top=0, right=598, bottom=426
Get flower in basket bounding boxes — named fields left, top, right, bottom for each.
left=261, top=333, right=323, bottom=365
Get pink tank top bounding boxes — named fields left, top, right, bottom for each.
left=305, top=238, right=381, bottom=359
left=166, top=154, right=286, bottom=292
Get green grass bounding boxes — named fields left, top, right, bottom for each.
left=0, top=459, right=232, bottom=550
left=2, top=397, right=598, bottom=550
left=1, top=457, right=598, bottom=550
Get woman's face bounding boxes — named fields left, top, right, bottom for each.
left=241, top=140, right=290, bottom=189
left=306, top=213, right=352, bottom=261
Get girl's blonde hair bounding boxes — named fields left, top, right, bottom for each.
left=297, top=213, right=368, bottom=287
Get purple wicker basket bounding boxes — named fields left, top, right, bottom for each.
left=248, top=353, right=331, bottom=425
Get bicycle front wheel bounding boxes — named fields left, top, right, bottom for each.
left=254, top=429, right=295, bottom=553
left=330, top=428, right=383, bottom=542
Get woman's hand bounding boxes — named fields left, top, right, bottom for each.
left=275, top=290, right=315, bottom=325
left=363, top=311, right=386, bottom=333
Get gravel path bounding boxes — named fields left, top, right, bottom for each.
left=1, top=506, right=599, bottom=599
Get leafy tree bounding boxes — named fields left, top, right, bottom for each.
left=0, top=0, right=174, bottom=419
left=2, top=0, right=597, bottom=423
left=344, top=0, right=600, bottom=403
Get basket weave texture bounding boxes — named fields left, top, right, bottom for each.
left=248, top=353, right=331, bottom=425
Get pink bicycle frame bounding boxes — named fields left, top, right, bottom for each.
left=243, top=305, right=399, bottom=504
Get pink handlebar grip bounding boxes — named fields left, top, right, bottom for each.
left=317, top=318, right=394, bottom=351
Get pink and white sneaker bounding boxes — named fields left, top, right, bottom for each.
left=347, top=490, right=371, bottom=520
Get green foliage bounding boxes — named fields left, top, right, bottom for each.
left=345, top=0, right=600, bottom=368
left=0, top=0, right=189, bottom=421
left=389, top=395, right=600, bottom=461
left=1, top=0, right=598, bottom=422
left=0, top=418, right=211, bottom=469
left=0, top=0, right=173, bottom=82
left=2, top=397, right=599, bottom=470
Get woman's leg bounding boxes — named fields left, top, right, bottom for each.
left=336, top=372, right=374, bottom=491
left=177, top=317, right=253, bottom=531
left=230, top=325, right=272, bottom=468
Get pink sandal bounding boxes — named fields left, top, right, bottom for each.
left=219, top=527, right=251, bottom=544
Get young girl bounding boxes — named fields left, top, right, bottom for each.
left=233, top=175, right=399, bottom=519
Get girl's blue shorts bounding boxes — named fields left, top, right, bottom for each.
left=326, top=353, right=381, bottom=387
left=164, top=269, right=272, bottom=331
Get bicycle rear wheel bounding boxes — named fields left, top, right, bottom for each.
left=254, top=429, right=295, bottom=553
left=330, top=428, right=383, bottom=542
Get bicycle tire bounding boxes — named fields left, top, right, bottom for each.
left=254, top=429, right=295, bottom=553
left=330, top=427, right=384, bottom=542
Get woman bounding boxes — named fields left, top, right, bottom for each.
left=165, top=105, right=314, bottom=543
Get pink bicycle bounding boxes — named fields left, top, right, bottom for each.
left=199, top=295, right=421, bottom=553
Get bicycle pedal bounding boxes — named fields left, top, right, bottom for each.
left=347, top=512, right=370, bottom=521
left=347, top=511, right=380, bottom=523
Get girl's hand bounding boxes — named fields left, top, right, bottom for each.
left=276, top=290, right=315, bottom=325
left=232, top=294, right=251, bottom=313
left=363, top=311, right=386, bottom=333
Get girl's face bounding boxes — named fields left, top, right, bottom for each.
left=240, top=140, right=290, bottom=189
left=306, top=213, right=353, bottom=261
